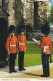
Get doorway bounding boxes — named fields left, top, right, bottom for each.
left=0, top=18, right=8, bottom=61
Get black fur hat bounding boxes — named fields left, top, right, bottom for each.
left=18, top=24, right=26, bottom=33
left=8, top=25, right=16, bottom=34
left=41, top=23, right=50, bottom=35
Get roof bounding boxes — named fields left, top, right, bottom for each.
left=0, top=8, right=10, bottom=16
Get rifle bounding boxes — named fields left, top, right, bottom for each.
left=6, top=38, right=11, bottom=65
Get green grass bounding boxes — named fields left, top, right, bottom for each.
left=15, top=41, right=53, bottom=67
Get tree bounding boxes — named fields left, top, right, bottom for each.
left=50, top=6, right=53, bottom=24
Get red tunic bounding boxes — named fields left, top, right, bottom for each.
left=17, top=35, right=26, bottom=52
left=38, top=37, right=52, bottom=55
left=5, top=36, right=18, bottom=53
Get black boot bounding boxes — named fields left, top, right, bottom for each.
left=12, top=69, right=17, bottom=72
left=9, top=70, right=12, bottom=73
left=22, top=68, right=26, bottom=70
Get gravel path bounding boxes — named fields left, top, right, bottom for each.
left=0, top=63, right=53, bottom=78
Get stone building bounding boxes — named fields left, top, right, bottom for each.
left=0, top=0, right=50, bottom=29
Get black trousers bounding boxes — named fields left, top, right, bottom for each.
left=42, top=54, right=50, bottom=76
left=9, top=53, right=16, bottom=72
left=18, top=51, right=24, bottom=70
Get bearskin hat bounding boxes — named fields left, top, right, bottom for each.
left=18, top=24, right=26, bottom=33
left=8, top=25, right=16, bottom=34
left=41, top=23, right=50, bottom=35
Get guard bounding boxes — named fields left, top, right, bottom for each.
left=34, top=23, right=52, bottom=77
left=5, top=25, right=18, bottom=73
left=17, top=24, right=26, bottom=71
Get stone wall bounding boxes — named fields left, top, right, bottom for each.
left=15, top=0, right=24, bottom=26
left=7, top=0, right=15, bottom=26
left=34, top=1, right=50, bottom=30
left=0, top=0, right=50, bottom=29
left=15, top=0, right=34, bottom=28
left=0, top=0, right=2, bottom=7
left=21, top=0, right=34, bottom=28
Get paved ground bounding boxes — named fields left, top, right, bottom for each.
left=0, top=63, right=53, bottom=78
